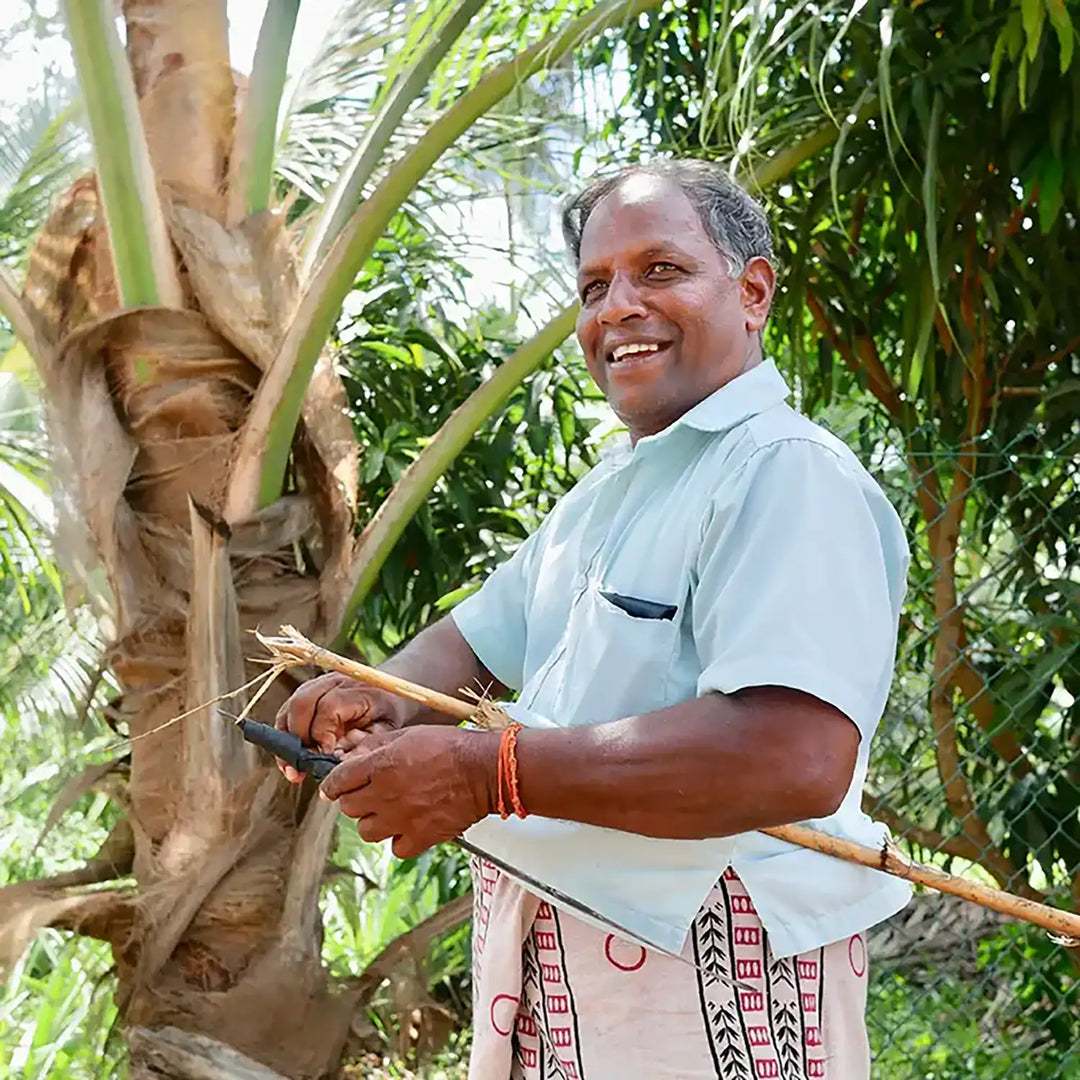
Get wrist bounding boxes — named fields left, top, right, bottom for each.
left=457, top=729, right=500, bottom=820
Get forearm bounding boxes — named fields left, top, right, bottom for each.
left=476, top=687, right=859, bottom=840
left=381, top=615, right=507, bottom=727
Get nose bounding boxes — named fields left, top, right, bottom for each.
left=597, top=272, right=647, bottom=325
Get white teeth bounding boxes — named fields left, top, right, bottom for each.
left=611, top=343, right=660, bottom=361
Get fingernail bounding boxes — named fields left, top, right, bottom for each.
left=285, top=766, right=299, bottom=783
left=319, top=787, right=331, bottom=802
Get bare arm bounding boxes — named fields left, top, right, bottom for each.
left=321, top=684, right=861, bottom=854
left=486, top=686, right=860, bottom=838
left=380, top=615, right=508, bottom=727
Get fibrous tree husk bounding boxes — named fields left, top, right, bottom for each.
left=4, top=103, right=363, bottom=1080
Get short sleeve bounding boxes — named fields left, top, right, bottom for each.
left=693, top=439, right=907, bottom=739
left=450, top=522, right=547, bottom=692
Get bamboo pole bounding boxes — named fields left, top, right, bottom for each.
left=258, top=626, right=1080, bottom=945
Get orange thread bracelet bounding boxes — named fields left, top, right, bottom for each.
left=496, top=721, right=526, bottom=819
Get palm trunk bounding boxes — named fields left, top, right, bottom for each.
left=14, top=8, right=362, bottom=1075
left=122, top=0, right=235, bottom=220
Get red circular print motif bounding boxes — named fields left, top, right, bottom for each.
left=605, top=934, right=647, bottom=972
left=490, top=993, right=519, bottom=1036
left=848, top=933, right=867, bottom=978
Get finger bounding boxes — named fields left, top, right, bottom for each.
left=337, top=785, right=379, bottom=821
left=334, top=720, right=396, bottom=753
left=276, top=672, right=351, bottom=743
left=334, top=727, right=401, bottom=767
left=319, top=752, right=375, bottom=802
left=275, top=759, right=302, bottom=784
left=275, top=671, right=346, bottom=730
left=358, top=815, right=393, bottom=845
left=392, top=834, right=428, bottom=860
left=308, top=687, right=376, bottom=751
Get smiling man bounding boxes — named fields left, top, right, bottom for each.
left=277, top=160, right=911, bottom=1079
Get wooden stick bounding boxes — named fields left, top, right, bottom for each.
left=255, top=626, right=510, bottom=729
left=762, top=824, right=1080, bottom=943
left=257, top=626, right=1080, bottom=944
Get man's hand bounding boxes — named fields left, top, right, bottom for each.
left=275, top=672, right=407, bottom=783
left=319, top=726, right=498, bottom=859
left=273, top=618, right=506, bottom=783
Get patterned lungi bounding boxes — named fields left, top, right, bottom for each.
left=469, top=861, right=870, bottom=1079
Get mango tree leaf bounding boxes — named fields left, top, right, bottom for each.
left=1046, top=0, right=1075, bottom=71
left=1038, top=152, right=1065, bottom=232
left=1021, top=0, right=1047, bottom=62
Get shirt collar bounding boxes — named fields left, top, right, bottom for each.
left=598, top=360, right=791, bottom=465
left=624, top=358, right=790, bottom=451
left=677, top=358, right=791, bottom=434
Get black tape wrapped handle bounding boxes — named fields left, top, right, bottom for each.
left=238, top=719, right=341, bottom=780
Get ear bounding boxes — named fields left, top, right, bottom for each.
left=740, top=256, right=775, bottom=332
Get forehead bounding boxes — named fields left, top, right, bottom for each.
left=577, top=175, right=713, bottom=268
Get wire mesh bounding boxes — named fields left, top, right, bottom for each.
left=829, top=409, right=1080, bottom=1078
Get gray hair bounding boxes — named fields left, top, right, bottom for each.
left=561, top=159, right=773, bottom=275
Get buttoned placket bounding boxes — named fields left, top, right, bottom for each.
left=520, top=456, right=640, bottom=713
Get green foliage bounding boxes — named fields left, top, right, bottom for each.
left=0, top=105, right=82, bottom=274
left=0, top=933, right=122, bottom=1080
left=0, top=375, right=57, bottom=616
left=336, top=213, right=606, bottom=653
left=323, top=824, right=472, bottom=1011
left=867, top=923, right=1080, bottom=1077
left=869, top=967, right=1038, bottom=1079
left=0, top=573, right=120, bottom=1080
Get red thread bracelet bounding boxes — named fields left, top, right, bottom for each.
left=496, top=721, right=526, bottom=819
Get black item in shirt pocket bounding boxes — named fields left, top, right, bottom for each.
left=599, top=590, right=678, bottom=621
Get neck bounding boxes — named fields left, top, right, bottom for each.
left=625, top=340, right=765, bottom=446
left=738, top=337, right=764, bottom=376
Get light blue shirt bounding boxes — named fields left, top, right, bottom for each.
left=453, top=360, right=911, bottom=958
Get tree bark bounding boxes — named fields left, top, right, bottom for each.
left=122, top=0, right=235, bottom=220
left=128, top=1027, right=290, bottom=1080
left=7, top=9, right=368, bottom=1072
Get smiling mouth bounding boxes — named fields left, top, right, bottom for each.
left=606, top=342, right=671, bottom=367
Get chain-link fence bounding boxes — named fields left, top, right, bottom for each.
left=832, top=410, right=1080, bottom=1078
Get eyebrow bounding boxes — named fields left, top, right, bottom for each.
left=577, top=242, right=697, bottom=281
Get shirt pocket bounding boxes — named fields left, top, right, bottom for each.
left=596, top=589, right=678, bottom=622
left=538, top=581, right=683, bottom=725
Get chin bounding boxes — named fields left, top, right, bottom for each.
left=615, top=406, right=673, bottom=440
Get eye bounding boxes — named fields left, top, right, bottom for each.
left=646, top=260, right=680, bottom=276
left=581, top=279, right=607, bottom=303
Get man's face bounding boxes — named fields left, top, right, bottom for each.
left=574, top=175, right=774, bottom=441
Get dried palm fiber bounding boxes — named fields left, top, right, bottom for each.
left=167, top=201, right=358, bottom=604
left=257, top=626, right=1080, bottom=945
left=8, top=175, right=366, bottom=1075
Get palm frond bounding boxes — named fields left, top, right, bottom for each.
left=0, top=98, right=86, bottom=271
left=0, top=373, right=59, bottom=596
